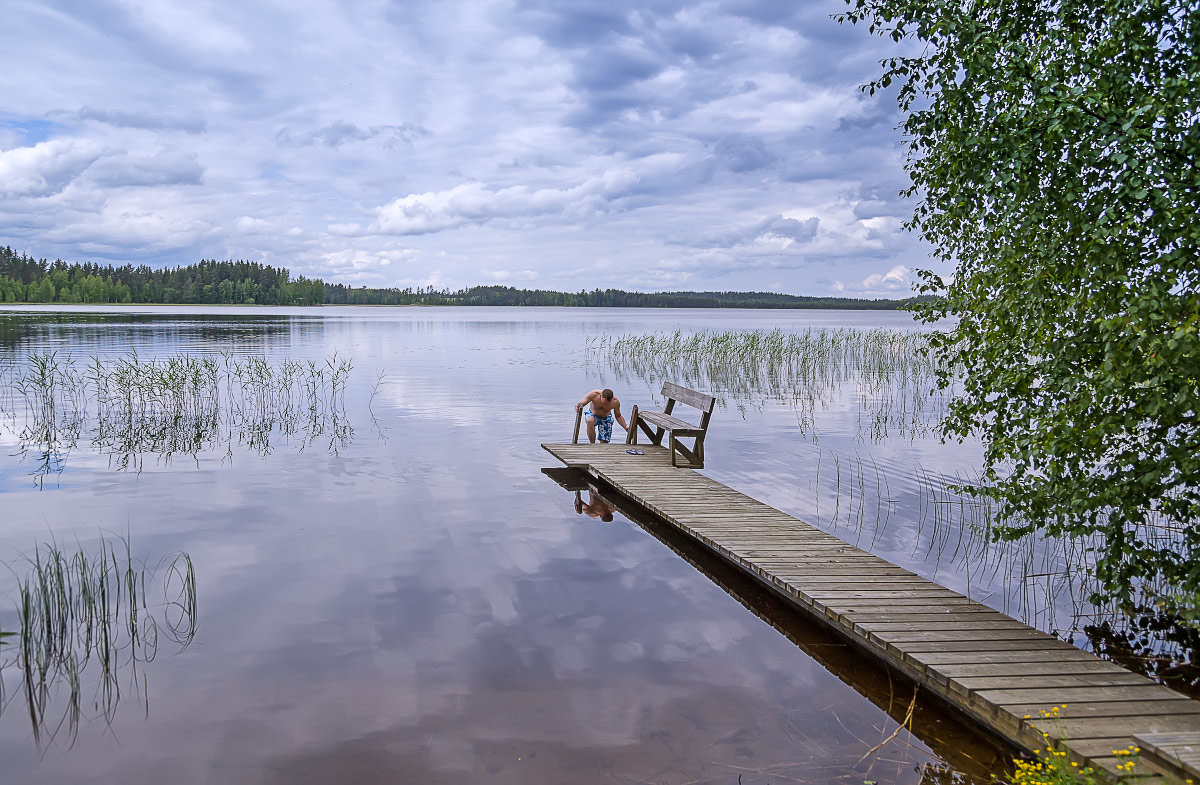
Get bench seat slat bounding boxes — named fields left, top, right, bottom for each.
left=638, top=411, right=696, bottom=430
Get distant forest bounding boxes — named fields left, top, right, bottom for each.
left=0, top=248, right=916, bottom=309
left=0, top=247, right=324, bottom=306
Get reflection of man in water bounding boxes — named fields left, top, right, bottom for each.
left=575, top=489, right=615, bottom=522
left=575, top=388, right=628, bottom=443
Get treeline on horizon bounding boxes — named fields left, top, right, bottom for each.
left=0, top=248, right=918, bottom=309
left=0, top=247, right=325, bottom=306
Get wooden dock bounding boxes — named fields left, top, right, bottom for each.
left=542, top=442, right=1200, bottom=783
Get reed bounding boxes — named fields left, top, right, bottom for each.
left=0, top=535, right=197, bottom=748
left=5, top=350, right=355, bottom=478
left=591, top=327, right=957, bottom=439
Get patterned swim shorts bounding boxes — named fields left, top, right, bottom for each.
left=584, top=409, right=615, bottom=442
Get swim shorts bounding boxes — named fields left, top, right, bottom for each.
left=584, top=409, right=615, bottom=442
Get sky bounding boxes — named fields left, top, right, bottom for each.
left=0, top=0, right=935, bottom=297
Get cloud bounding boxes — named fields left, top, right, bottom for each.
left=233, top=216, right=272, bottom=233
left=481, top=269, right=538, bottom=282
left=861, top=264, right=912, bottom=291
left=712, top=133, right=775, bottom=173
left=680, top=213, right=820, bottom=250
left=275, top=122, right=429, bottom=149
left=832, top=265, right=914, bottom=296
left=0, top=139, right=102, bottom=197
left=49, top=106, right=208, bottom=133
left=369, top=168, right=639, bottom=235
left=44, top=201, right=212, bottom=256
left=86, top=148, right=205, bottom=187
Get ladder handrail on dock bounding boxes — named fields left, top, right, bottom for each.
left=542, top=441, right=1200, bottom=784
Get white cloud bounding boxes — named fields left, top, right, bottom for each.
left=862, top=264, right=912, bottom=291
left=0, top=139, right=102, bottom=197
left=481, top=269, right=538, bottom=282
left=369, top=168, right=639, bottom=235
left=233, top=216, right=272, bottom=233
left=832, top=265, right=914, bottom=297
left=86, top=148, right=204, bottom=187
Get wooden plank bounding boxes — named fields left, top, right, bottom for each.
left=952, top=673, right=1153, bottom=691
left=1133, top=731, right=1200, bottom=782
left=896, top=639, right=1079, bottom=653
left=638, top=410, right=699, bottom=430
left=753, top=572, right=921, bottom=583
left=789, top=580, right=960, bottom=593
left=854, top=619, right=1033, bottom=632
left=1005, top=701, right=1200, bottom=719
left=982, top=685, right=1191, bottom=706
left=909, top=649, right=1111, bottom=665
left=729, top=549, right=901, bottom=559
left=797, top=589, right=969, bottom=600
left=661, top=381, right=716, bottom=412
left=867, top=627, right=1052, bottom=643
left=841, top=611, right=1003, bottom=623
left=1032, top=715, right=1200, bottom=738
left=934, top=660, right=1140, bottom=679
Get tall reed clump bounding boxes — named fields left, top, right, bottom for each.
left=591, top=327, right=957, bottom=438
left=0, top=536, right=197, bottom=748
left=6, top=350, right=354, bottom=476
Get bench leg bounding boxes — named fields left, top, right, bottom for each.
left=626, top=405, right=639, bottom=445
left=667, top=436, right=700, bottom=468
left=635, top=419, right=661, bottom=445
left=669, top=434, right=704, bottom=469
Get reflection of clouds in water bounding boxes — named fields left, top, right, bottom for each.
left=378, top=372, right=492, bottom=427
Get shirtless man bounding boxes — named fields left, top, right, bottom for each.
left=575, top=388, right=628, bottom=444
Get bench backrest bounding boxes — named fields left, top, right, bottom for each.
left=661, top=381, right=716, bottom=414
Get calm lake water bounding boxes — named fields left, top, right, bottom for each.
left=0, top=305, right=1021, bottom=784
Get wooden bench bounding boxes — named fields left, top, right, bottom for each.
left=626, top=382, right=716, bottom=469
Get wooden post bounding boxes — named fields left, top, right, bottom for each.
left=626, top=404, right=639, bottom=444
left=572, top=406, right=583, bottom=444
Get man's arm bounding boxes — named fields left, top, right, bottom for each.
left=613, top=401, right=628, bottom=430
left=575, top=390, right=599, bottom=412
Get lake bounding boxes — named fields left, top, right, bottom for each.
left=0, top=305, right=1046, bottom=784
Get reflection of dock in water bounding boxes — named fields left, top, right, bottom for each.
left=542, top=464, right=1015, bottom=782
left=541, top=442, right=1200, bottom=783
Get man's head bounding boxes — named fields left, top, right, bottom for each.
left=600, top=388, right=614, bottom=401
left=601, top=512, right=614, bottom=522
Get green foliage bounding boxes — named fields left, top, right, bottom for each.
left=0, top=248, right=324, bottom=305
left=839, top=0, right=1200, bottom=605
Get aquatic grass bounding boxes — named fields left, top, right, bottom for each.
left=5, top=350, right=355, bottom=478
left=1, top=536, right=197, bottom=748
left=591, top=327, right=958, bottom=439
